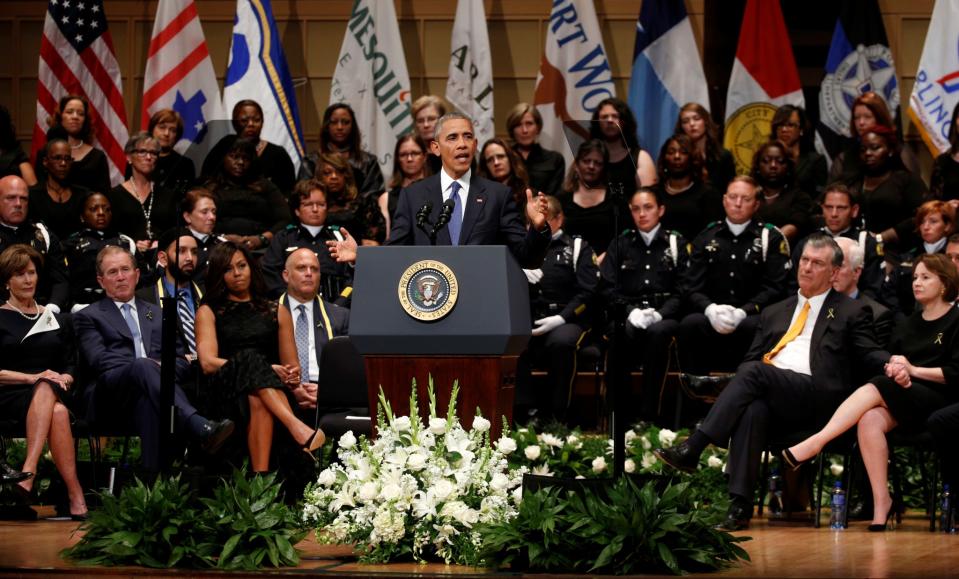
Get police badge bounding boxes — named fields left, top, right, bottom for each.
left=397, top=260, right=459, bottom=322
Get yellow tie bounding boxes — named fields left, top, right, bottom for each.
left=763, top=300, right=810, bottom=364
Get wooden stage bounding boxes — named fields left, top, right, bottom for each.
left=0, top=507, right=957, bottom=577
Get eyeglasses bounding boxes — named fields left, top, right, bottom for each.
left=133, top=149, right=160, bottom=157
left=399, top=151, right=424, bottom=159
left=48, top=155, right=72, bottom=163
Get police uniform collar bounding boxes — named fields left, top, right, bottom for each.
left=822, top=225, right=852, bottom=237
left=299, top=223, right=325, bottom=238
left=0, top=221, right=18, bottom=232
left=639, top=224, right=662, bottom=246
left=189, top=228, right=208, bottom=242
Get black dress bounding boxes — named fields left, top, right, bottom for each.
left=756, top=188, right=816, bottom=239
left=154, top=151, right=196, bottom=190
left=211, top=180, right=291, bottom=236
left=28, top=182, right=90, bottom=240
left=654, top=181, right=723, bottom=241
left=873, top=307, right=959, bottom=429
left=559, top=191, right=629, bottom=255
left=0, top=147, right=29, bottom=180
left=850, top=170, right=927, bottom=244
left=703, top=148, right=736, bottom=194
left=107, top=183, right=179, bottom=241
left=0, top=309, right=76, bottom=421
left=931, top=153, right=959, bottom=202
left=206, top=300, right=284, bottom=422
left=327, top=191, right=385, bottom=243
left=68, top=148, right=111, bottom=195
left=605, top=155, right=639, bottom=197
left=795, top=150, right=828, bottom=197
left=517, top=143, right=565, bottom=197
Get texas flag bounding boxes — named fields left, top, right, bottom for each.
left=723, top=0, right=804, bottom=174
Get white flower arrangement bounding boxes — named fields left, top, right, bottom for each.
left=302, top=379, right=523, bottom=565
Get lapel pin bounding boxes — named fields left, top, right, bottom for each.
left=935, top=332, right=943, bottom=345
left=827, top=308, right=835, bottom=319
left=146, top=309, right=154, bottom=321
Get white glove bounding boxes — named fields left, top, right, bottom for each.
left=646, top=309, right=663, bottom=327
left=70, top=303, right=90, bottom=314
left=523, top=269, right=544, bottom=284
left=532, top=315, right=565, bottom=336
left=727, top=308, right=747, bottom=330
left=706, top=304, right=736, bottom=334
left=627, top=308, right=645, bottom=329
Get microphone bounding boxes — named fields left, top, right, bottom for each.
left=416, top=201, right=433, bottom=230
left=435, top=198, right=456, bottom=231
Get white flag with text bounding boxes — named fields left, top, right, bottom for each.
left=446, top=0, right=494, bottom=145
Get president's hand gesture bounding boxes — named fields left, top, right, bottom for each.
left=327, top=227, right=358, bottom=264
left=525, top=188, right=549, bottom=231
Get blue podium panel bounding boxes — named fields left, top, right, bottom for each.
left=350, top=245, right=531, bottom=355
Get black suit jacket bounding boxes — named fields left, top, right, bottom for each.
left=279, top=293, right=349, bottom=377
left=387, top=173, right=550, bottom=268
left=741, top=290, right=888, bottom=407
left=858, top=293, right=894, bottom=350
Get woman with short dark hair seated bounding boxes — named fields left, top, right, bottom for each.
left=785, top=253, right=959, bottom=531
left=751, top=140, right=815, bottom=242
left=195, top=241, right=324, bottom=472
left=0, top=244, right=87, bottom=519
left=650, top=133, right=722, bottom=241
left=29, top=132, right=89, bottom=240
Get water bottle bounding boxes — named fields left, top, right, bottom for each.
left=941, top=484, right=955, bottom=533
left=767, top=469, right=784, bottom=516
left=829, top=480, right=846, bottom=530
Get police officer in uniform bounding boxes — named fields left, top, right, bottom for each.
left=679, top=176, right=791, bottom=375
left=516, top=196, right=599, bottom=422
left=791, top=183, right=883, bottom=299
left=62, top=191, right=137, bottom=310
left=0, top=175, right=69, bottom=312
left=262, top=180, right=352, bottom=306
left=602, top=188, right=689, bottom=425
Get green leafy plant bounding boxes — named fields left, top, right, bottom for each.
left=477, top=477, right=750, bottom=575
left=62, top=468, right=306, bottom=570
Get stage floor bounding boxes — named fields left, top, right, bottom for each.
left=0, top=507, right=956, bottom=577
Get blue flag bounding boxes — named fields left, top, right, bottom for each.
left=627, top=0, right=709, bottom=160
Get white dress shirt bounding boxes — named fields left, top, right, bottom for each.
left=771, top=290, right=830, bottom=376
left=439, top=168, right=470, bottom=223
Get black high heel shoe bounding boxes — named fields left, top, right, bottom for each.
left=301, top=428, right=326, bottom=458
left=867, top=499, right=901, bottom=532
left=781, top=448, right=808, bottom=471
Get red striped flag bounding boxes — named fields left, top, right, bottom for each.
left=142, top=0, right=224, bottom=149
left=31, top=0, right=129, bottom=187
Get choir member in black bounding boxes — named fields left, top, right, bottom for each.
left=108, top=133, right=178, bottom=253
left=785, top=254, right=959, bottom=531
left=262, top=180, right=353, bottom=303
left=204, top=136, right=290, bottom=252
left=478, top=137, right=531, bottom=211
left=314, top=153, right=384, bottom=245
left=516, top=196, right=599, bottom=422
left=181, top=187, right=223, bottom=284
left=301, top=104, right=384, bottom=197
left=378, top=134, right=430, bottom=238
left=881, top=200, right=954, bottom=316
left=829, top=92, right=918, bottom=184
left=792, top=184, right=884, bottom=299
left=411, top=95, right=446, bottom=174
left=0, top=176, right=69, bottom=312
left=948, top=234, right=959, bottom=271
left=751, top=140, right=815, bottom=242
left=507, top=103, right=565, bottom=197
left=0, top=105, right=36, bottom=185
left=651, top=133, right=722, bottom=241
left=147, top=109, right=196, bottom=190
left=769, top=104, right=827, bottom=197
left=0, top=245, right=86, bottom=519
left=62, top=192, right=136, bottom=311
left=202, top=100, right=295, bottom=196
left=43, top=95, right=110, bottom=196
left=29, top=135, right=89, bottom=239
left=602, top=189, right=689, bottom=425
left=675, top=102, right=736, bottom=194
left=846, top=126, right=926, bottom=251
left=930, top=101, right=959, bottom=203
left=678, top=176, right=791, bottom=375
left=589, top=97, right=656, bottom=194
left=559, top=140, right=629, bottom=258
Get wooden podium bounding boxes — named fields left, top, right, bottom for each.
left=350, top=246, right=531, bottom=438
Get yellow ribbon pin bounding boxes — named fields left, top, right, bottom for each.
left=935, top=332, right=943, bottom=345
left=827, top=308, right=835, bottom=319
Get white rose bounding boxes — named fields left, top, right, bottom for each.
left=641, top=451, right=658, bottom=469
left=393, top=416, right=412, bottom=431
left=490, top=472, right=509, bottom=491
left=496, top=437, right=517, bottom=454
left=317, top=469, right=337, bottom=487
left=433, top=479, right=455, bottom=502
left=640, top=436, right=652, bottom=450
left=512, top=485, right=523, bottom=504
left=379, top=482, right=402, bottom=501
left=567, top=434, right=580, bottom=446
left=472, top=416, right=491, bottom=432
left=531, top=464, right=552, bottom=476
left=625, top=430, right=638, bottom=443
left=539, top=433, right=563, bottom=448
left=830, top=463, right=844, bottom=477
left=429, top=417, right=447, bottom=435
left=707, top=455, right=724, bottom=469
left=624, top=458, right=636, bottom=473
left=592, top=456, right=607, bottom=473
left=407, top=452, right=427, bottom=471
left=658, top=429, right=677, bottom=447
left=525, top=445, right=541, bottom=461
left=339, top=431, right=357, bottom=449
left=358, top=481, right=378, bottom=502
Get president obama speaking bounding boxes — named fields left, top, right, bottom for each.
left=328, top=112, right=551, bottom=267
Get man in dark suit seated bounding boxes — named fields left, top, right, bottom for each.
left=278, top=248, right=349, bottom=413
left=135, top=228, right=203, bottom=361
left=74, top=245, right=233, bottom=471
left=656, top=233, right=888, bottom=530
left=327, top=112, right=550, bottom=268
left=833, top=237, right=893, bottom=348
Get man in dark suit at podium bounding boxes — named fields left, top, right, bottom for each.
left=327, top=112, right=551, bottom=268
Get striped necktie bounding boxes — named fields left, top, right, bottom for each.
left=177, top=288, right=196, bottom=355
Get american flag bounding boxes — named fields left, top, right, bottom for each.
left=31, top=0, right=129, bottom=187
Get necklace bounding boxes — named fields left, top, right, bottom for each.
left=47, top=181, right=70, bottom=203
left=70, top=141, right=83, bottom=150
left=665, top=180, right=694, bottom=194
left=127, top=179, right=156, bottom=239
left=5, top=299, right=40, bottom=321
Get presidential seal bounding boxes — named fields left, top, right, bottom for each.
left=722, top=102, right=777, bottom=176
left=397, top=260, right=459, bottom=321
